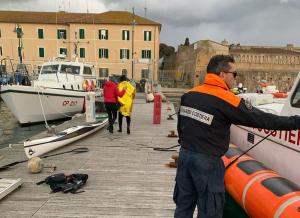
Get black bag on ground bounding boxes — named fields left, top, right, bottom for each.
left=36, top=173, right=88, bottom=194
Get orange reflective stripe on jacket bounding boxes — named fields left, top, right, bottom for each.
left=190, top=74, right=241, bottom=107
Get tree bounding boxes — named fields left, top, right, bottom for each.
left=159, top=43, right=175, bottom=58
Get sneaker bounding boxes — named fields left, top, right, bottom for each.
left=117, top=129, right=122, bottom=132
left=127, top=127, right=130, bottom=135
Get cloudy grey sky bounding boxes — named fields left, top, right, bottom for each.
left=1, top=0, right=300, bottom=48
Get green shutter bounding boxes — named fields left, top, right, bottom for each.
left=127, top=31, right=130, bottom=40
left=127, top=49, right=129, bottom=59
left=80, top=48, right=85, bottom=58
left=39, top=48, right=44, bottom=57
left=57, top=30, right=60, bottom=39
left=38, top=29, right=43, bottom=39
left=149, top=31, right=152, bottom=41
left=99, top=49, right=101, bottom=58
left=106, top=49, right=108, bottom=58
left=120, top=49, right=122, bottom=59
left=79, top=29, right=85, bottom=39
left=144, top=31, right=146, bottom=41
left=142, top=50, right=145, bottom=59
left=149, top=50, right=151, bottom=59
left=106, top=30, right=108, bottom=40
left=98, top=30, right=101, bottom=39
left=122, top=30, right=125, bottom=40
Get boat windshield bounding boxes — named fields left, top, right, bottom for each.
left=291, top=81, right=300, bottom=108
left=41, top=65, right=59, bottom=74
left=60, top=65, right=80, bottom=75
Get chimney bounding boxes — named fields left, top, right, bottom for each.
left=287, top=44, right=294, bottom=50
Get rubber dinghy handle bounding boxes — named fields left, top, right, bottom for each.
left=0, top=147, right=89, bottom=171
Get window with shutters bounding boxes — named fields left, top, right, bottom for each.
left=39, top=47, right=45, bottom=58
left=141, top=49, right=151, bottom=59
left=38, top=28, right=44, bottom=39
left=99, top=48, right=109, bottom=59
left=144, top=31, right=152, bottom=41
left=99, top=29, right=108, bottom=40
left=122, top=30, right=130, bottom=40
left=99, top=68, right=109, bottom=77
left=57, top=29, right=67, bottom=39
left=120, top=49, right=130, bottom=59
left=80, top=48, right=85, bottom=58
left=79, top=29, right=85, bottom=39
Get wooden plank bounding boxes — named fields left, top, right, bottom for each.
left=0, top=178, right=22, bottom=200
left=0, top=93, right=179, bottom=217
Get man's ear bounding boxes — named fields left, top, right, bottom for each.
left=219, top=72, right=225, bottom=78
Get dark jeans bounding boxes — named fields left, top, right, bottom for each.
left=174, top=148, right=225, bottom=218
left=118, top=112, right=131, bottom=129
left=105, top=102, right=118, bottom=131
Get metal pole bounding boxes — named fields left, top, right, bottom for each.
left=131, top=7, right=135, bottom=80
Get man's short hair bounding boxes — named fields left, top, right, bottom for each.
left=206, top=55, right=235, bottom=75
left=120, top=75, right=127, bottom=82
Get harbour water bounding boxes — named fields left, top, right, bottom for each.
left=0, top=99, right=63, bottom=149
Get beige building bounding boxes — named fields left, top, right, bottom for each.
left=230, top=44, right=300, bottom=92
left=161, top=40, right=300, bottom=91
left=0, top=10, right=161, bottom=82
left=161, top=40, right=229, bottom=87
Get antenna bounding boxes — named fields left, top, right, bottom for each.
left=144, top=0, right=147, bottom=17
left=86, top=0, right=89, bottom=13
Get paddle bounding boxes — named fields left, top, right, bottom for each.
left=0, top=147, right=89, bottom=171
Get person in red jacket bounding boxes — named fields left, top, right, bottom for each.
left=103, top=80, right=126, bottom=133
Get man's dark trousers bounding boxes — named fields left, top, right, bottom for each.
left=173, top=148, right=225, bottom=218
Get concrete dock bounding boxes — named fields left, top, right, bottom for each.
left=0, top=93, right=179, bottom=218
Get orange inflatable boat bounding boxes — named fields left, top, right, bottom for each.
left=222, top=144, right=300, bottom=218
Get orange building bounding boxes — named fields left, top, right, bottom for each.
left=0, top=10, right=161, bottom=82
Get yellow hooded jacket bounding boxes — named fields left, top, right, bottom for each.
left=118, top=81, right=136, bottom=116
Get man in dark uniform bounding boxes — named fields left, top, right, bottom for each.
left=174, top=55, right=300, bottom=218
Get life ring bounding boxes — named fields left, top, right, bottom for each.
left=272, top=92, right=288, bottom=98
left=82, top=80, right=90, bottom=91
left=90, top=80, right=95, bottom=91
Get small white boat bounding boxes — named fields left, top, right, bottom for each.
left=0, top=57, right=101, bottom=124
left=24, top=116, right=108, bottom=158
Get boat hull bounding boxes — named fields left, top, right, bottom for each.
left=0, top=85, right=86, bottom=124
left=230, top=125, right=300, bottom=185
left=24, top=117, right=108, bottom=158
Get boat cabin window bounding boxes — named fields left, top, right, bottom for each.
left=83, top=66, right=92, bottom=75
left=291, top=81, right=300, bottom=108
left=60, top=65, right=80, bottom=75
left=41, top=65, right=59, bottom=74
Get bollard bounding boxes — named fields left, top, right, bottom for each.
left=153, top=93, right=162, bottom=124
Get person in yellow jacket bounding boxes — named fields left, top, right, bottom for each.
left=117, top=75, right=136, bottom=134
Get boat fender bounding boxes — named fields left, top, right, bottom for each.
left=90, top=80, right=95, bottom=91
left=27, top=157, right=44, bottom=173
left=36, top=173, right=88, bottom=194
left=82, top=80, right=90, bottom=91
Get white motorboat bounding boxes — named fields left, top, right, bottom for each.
left=230, top=73, right=300, bottom=185
left=24, top=115, right=108, bottom=158
left=0, top=58, right=101, bottom=124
